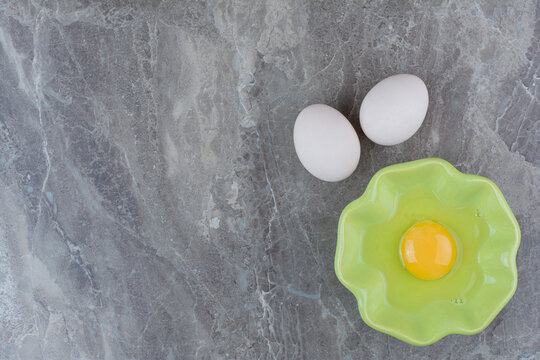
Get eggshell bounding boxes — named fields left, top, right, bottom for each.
left=360, top=74, right=429, bottom=146
left=294, top=104, right=360, bottom=182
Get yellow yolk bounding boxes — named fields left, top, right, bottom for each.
left=400, top=221, right=457, bottom=280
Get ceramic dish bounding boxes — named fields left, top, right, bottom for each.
left=335, top=158, right=520, bottom=346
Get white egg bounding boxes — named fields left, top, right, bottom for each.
left=294, top=104, right=360, bottom=182
left=360, top=74, right=429, bottom=146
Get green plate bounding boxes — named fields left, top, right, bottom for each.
left=335, top=158, right=520, bottom=346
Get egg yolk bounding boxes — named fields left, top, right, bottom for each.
left=400, top=221, right=457, bottom=280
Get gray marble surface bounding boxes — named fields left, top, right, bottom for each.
left=0, top=1, right=538, bottom=359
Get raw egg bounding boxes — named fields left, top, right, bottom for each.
left=360, top=74, right=429, bottom=146
left=400, top=221, right=456, bottom=280
left=293, top=104, right=360, bottom=182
